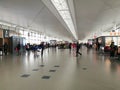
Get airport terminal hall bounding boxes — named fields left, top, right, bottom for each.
left=1, top=0, right=120, bottom=90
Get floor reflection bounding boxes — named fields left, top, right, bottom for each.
left=76, top=56, right=81, bottom=68
left=103, top=56, right=120, bottom=76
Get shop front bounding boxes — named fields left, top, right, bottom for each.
left=0, top=28, right=3, bottom=55
left=96, top=36, right=120, bottom=52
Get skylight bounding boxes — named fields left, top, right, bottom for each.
left=51, top=0, right=78, bottom=39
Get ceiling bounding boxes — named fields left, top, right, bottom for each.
left=0, top=0, right=120, bottom=41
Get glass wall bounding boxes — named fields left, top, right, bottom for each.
left=18, top=29, right=61, bottom=45
left=0, top=21, right=62, bottom=45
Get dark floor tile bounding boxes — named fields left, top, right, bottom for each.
left=54, top=65, right=60, bottom=67
left=39, top=65, right=44, bottom=67
left=82, top=68, right=87, bottom=70
left=49, top=70, right=56, bottom=72
left=32, top=69, right=39, bottom=71
left=42, top=76, right=51, bottom=79
left=21, top=74, right=30, bottom=78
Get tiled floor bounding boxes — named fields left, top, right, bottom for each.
left=0, top=47, right=120, bottom=90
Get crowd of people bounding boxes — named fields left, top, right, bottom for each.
left=85, top=41, right=120, bottom=60
left=3, top=40, right=120, bottom=59
left=0, top=41, right=92, bottom=57
left=14, top=42, right=83, bottom=57
left=18, top=42, right=46, bottom=56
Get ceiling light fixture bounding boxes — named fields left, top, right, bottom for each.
left=51, top=0, right=78, bottom=40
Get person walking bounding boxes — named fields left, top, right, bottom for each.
left=69, top=43, right=72, bottom=52
left=110, top=42, right=115, bottom=57
left=4, top=42, right=8, bottom=55
left=76, top=42, right=82, bottom=57
left=16, top=42, right=21, bottom=55
left=40, top=42, right=44, bottom=57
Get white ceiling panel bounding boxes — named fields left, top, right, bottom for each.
left=0, top=0, right=73, bottom=41
left=1, top=0, right=120, bottom=41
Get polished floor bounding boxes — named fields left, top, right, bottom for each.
left=0, top=47, right=120, bottom=90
